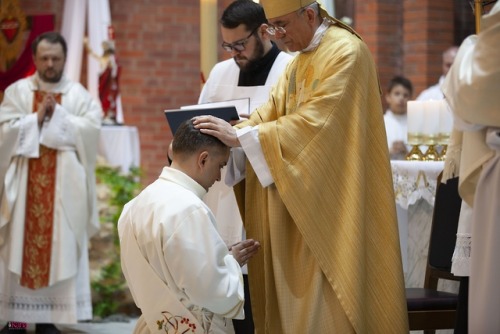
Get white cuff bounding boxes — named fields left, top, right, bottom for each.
left=225, top=148, right=247, bottom=187
left=237, top=126, right=274, bottom=187
left=15, top=113, right=40, bottom=158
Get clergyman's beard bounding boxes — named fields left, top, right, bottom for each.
left=39, top=69, right=63, bottom=83
left=235, top=37, right=265, bottom=73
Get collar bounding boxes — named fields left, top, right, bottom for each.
left=301, top=17, right=334, bottom=53
left=28, top=72, right=72, bottom=93
left=386, top=110, right=407, bottom=121
left=239, top=42, right=281, bottom=73
left=159, top=167, right=207, bottom=199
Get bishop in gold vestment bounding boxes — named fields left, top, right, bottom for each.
left=195, top=1, right=408, bottom=332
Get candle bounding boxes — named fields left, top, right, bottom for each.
left=438, top=99, right=453, bottom=144
left=422, top=100, right=440, bottom=144
left=407, top=100, right=424, bottom=145
left=439, top=99, right=453, bottom=137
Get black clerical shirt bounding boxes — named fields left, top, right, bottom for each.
left=238, top=43, right=281, bottom=87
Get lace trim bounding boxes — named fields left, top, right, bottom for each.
left=0, top=293, right=92, bottom=317
left=451, top=233, right=471, bottom=277
left=392, top=167, right=439, bottom=209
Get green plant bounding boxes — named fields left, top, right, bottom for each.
left=91, top=165, right=142, bottom=318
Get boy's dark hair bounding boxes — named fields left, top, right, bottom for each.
left=32, top=31, right=68, bottom=58
left=387, top=75, right=413, bottom=96
left=220, top=0, right=267, bottom=32
left=172, top=119, right=226, bottom=155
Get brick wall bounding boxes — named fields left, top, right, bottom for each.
left=356, top=0, right=455, bottom=106
left=355, top=0, right=403, bottom=107
left=403, top=0, right=454, bottom=97
left=109, top=0, right=200, bottom=184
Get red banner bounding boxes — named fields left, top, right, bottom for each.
left=0, top=14, right=54, bottom=93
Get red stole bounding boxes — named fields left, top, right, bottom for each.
left=20, top=91, right=61, bottom=289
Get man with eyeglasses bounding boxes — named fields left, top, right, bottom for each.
left=198, top=1, right=292, bottom=333
left=194, top=0, right=408, bottom=332
left=200, top=0, right=292, bottom=104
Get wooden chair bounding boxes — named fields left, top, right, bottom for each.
left=406, top=174, right=462, bottom=333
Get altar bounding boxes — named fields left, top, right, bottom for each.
left=391, top=161, right=459, bottom=334
left=98, top=125, right=141, bottom=174
left=391, top=160, right=458, bottom=293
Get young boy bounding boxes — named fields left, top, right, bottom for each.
left=384, top=75, right=413, bottom=160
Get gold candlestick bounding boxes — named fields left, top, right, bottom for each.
left=406, top=132, right=424, bottom=161
left=423, top=134, right=439, bottom=161
left=406, top=145, right=424, bottom=161
left=423, top=145, right=439, bottom=161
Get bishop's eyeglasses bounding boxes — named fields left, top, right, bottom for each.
left=265, top=25, right=287, bottom=37
left=265, top=6, right=307, bottom=37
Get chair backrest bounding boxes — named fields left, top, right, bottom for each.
left=406, top=172, right=463, bottom=333
left=425, top=173, right=462, bottom=288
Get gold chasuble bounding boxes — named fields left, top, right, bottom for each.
left=20, top=91, right=61, bottom=289
left=235, top=24, right=408, bottom=333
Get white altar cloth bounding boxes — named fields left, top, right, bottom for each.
left=98, top=125, right=140, bottom=174
left=391, top=160, right=444, bottom=287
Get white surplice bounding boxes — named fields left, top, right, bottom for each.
left=118, top=167, right=245, bottom=334
left=384, top=110, right=407, bottom=148
left=416, top=76, right=446, bottom=101
left=0, top=74, right=102, bottom=323
left=383, top=110, right=410, bottom=159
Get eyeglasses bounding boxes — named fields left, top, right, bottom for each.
left=265, top=25, right=287, bottom=37
left=221, top=27, right=258, bottom=53
left=265, top=7, right=306, bottom=38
